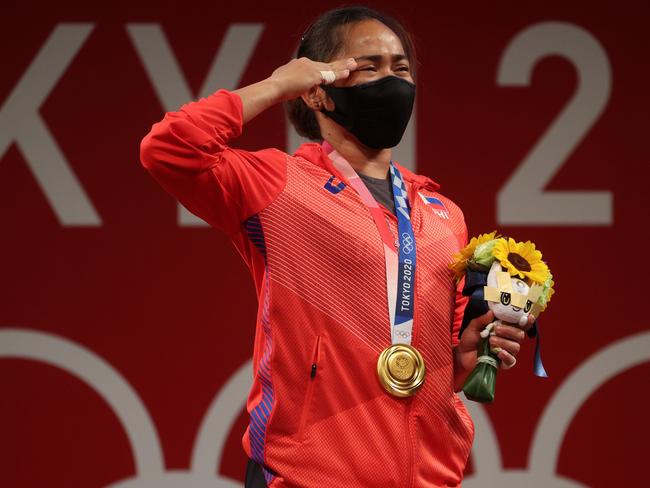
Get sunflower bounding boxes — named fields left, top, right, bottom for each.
left=449, top=231, right=498, bottom=280
left=493, top=237, right=550, bottom=284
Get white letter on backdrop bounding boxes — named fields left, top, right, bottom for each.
left=127, top=23, right=264, bottom=227
left=0, top=24, right=101, bottom=226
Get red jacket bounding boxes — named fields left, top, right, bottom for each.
left=140, top=89, right=473, bottom=487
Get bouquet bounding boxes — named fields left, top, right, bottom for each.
left=449, top=232, right=554, bottom=403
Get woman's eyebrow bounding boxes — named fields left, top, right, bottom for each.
left=354, top=54, right=408, bottom=63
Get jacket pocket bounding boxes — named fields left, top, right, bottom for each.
left=297, top=333, right=322, bottom=442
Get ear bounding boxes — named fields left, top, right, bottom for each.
left=301, top=85, right=331, bottom=111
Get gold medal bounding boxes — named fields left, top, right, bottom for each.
left=377, top=344, right=426, bottom=397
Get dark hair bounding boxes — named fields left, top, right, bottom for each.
left=285, top=5, right=417, bottom=141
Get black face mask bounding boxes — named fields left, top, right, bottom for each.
left=320, top=76, right=416, bottom=149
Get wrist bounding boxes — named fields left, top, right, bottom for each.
left=233, top=78, right=286, bottom=124
left=260, top=76, right=289, bottom=104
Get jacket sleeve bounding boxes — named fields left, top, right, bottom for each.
left=139, top=89, right=287, bottom=235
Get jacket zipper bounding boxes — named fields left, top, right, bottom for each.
left=297, top=334, right=321, bottom=441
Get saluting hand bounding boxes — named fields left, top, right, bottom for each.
left=233, top=57, right=357, bottom=123
left=268, top=56, right=358, bottom=101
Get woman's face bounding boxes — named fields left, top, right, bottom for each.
left=334, top=19, right=414, bottom=87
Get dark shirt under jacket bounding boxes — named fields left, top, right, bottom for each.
left=358, top=171, right=396, bottom=215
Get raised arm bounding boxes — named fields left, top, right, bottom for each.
left=139, top=57, right=356, bottom=234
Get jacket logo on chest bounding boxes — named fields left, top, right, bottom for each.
left=324, top=175, right=347, bottom=194
left=418, top=192, right=450, bottom=219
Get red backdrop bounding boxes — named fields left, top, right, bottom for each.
left=2, top=1, right=648, bottom=487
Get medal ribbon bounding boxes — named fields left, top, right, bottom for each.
left=323, top=142, right=416, bottom=346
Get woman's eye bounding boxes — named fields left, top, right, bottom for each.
left=500, top=292, right=511, bottom=306
left=396, top=66, right=410, bottom=72
left=359, top=66, right=377, bottom=71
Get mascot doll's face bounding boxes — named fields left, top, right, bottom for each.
left=485, top=261, right=534, bottom=327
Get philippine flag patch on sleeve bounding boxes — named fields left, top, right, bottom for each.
left=419, top=193, right=450, bottom=220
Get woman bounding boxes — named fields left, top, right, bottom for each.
left=140, top=6, right=529, bottom=487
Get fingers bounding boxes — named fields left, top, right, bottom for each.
left=493, top=323, right=525, bottom=342
left=317, top=58, right=357, bottom=84
left=489, top=335, right=520, bottom=357
left=467, top=310, right=495, bottom=332
left=329, top=57, right=358, bottom=73
left=489, top=322, right=528, bottom=370
left=497, top=349, right=517, bottom=370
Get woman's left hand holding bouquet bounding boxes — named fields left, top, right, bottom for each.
left=453, top=311, right=534, bottom=391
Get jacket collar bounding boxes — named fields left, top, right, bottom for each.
left=292, top=142, right=440, bottom=192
